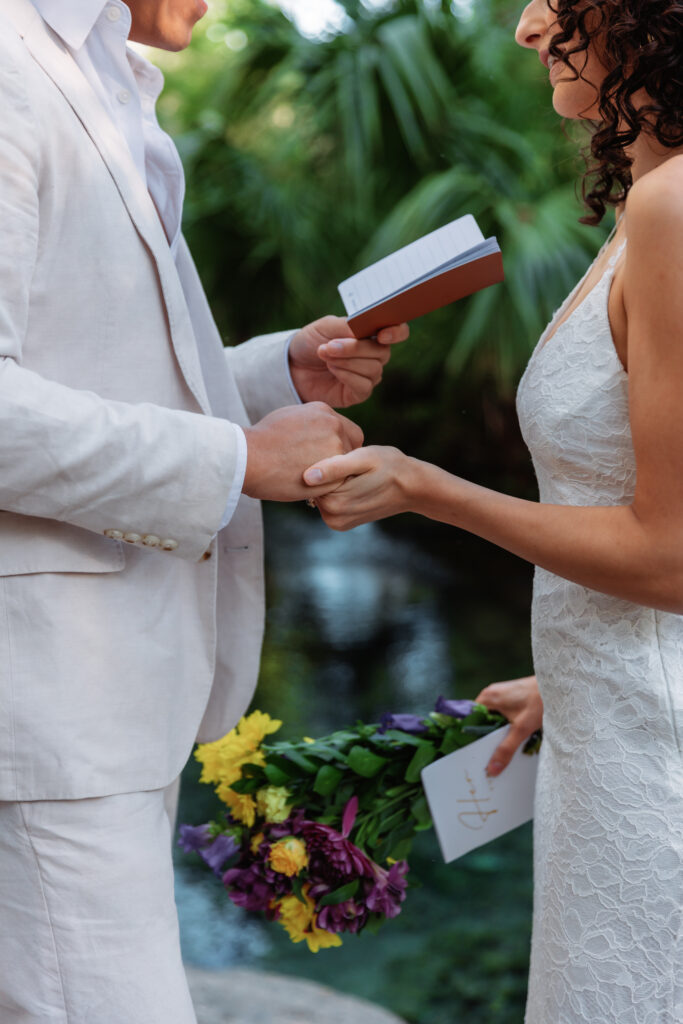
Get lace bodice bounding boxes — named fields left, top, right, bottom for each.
left=516, top=240, right=683, bottom=1024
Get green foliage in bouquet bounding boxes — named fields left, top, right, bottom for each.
left=179, top=699, right=541, bottom=952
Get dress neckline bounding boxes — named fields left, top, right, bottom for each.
left=535, top=233, right=626, bottom=358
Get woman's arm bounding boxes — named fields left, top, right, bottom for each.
left=305, top=166, right=683, bottom=612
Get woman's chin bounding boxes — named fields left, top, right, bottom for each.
left=550, top=79, right=601, bottom=120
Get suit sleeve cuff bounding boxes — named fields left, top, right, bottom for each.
left=218, top=423, right=247, bottom=531
left=284, top=335, right=303, bottom=405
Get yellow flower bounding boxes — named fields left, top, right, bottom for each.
left=222, top=791, right=257, bottom=827
left=194, top=711, right=282, bottom=811
left=268, top=837, right=309, bottom=877
left=256, top=786, right=292, bottom=824
left=250, top=831, right=265, bottom=855
left=276, top=888, right=343, bottom=953
left=241, top=712, right=284, bottom=745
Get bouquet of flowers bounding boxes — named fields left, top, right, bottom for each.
left=179, top=698, right=540, bottom=952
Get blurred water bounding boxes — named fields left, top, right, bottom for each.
left=264, top=510, right=456, bottom=713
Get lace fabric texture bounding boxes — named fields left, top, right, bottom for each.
left=516, top=241, right=683, bottom=1024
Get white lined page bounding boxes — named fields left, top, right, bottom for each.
left=338, top=214, right=485, bottom=316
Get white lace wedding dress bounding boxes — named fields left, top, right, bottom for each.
left=516, top=238, right=683, bottom=1024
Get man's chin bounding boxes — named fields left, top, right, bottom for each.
left=131, top=25, right=196, bottom=52
left=130, top=2, right=208, bottom=52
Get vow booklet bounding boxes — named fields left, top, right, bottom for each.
left=338, top=214, right=504, bottom=338
left=421, top=726, right=538, bottom=863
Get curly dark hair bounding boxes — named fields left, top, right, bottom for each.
left=549, top=0, right=683, bottom=224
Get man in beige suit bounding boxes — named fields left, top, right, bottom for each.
left=0, top=1, right=407, bottom=1020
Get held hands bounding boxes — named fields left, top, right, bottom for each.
left=288, top=316, right=409, bottom=408
left=303, top=445, right=417, bottom=530
left=474, top=676, right=543, bottom=777
left=243, top=403, right=363, bottom=503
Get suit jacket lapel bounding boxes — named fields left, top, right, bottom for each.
left=4, top=0, right=212, bottom=415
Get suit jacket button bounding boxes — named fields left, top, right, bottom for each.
left=201, top=550, right=212, bottom=561
left=123, top=532, right=141, bottom=544
left=160, top=538, right=178, bottom=551
left=142, top=535, right=160, bottom=547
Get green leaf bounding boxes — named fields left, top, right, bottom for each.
left=317, top=880, right=360, bottom=908
left=298, top=743, right=346, bottom=763
left=411, top=794, right=432, bottom=828
left=441, top=727, right=467, bottom=756
left=282, top=750, right=319, bottom=774
left=388, top=837, right=414, bottom=862
left=462, top=724, right=502, bottom=738
left=523, top=730, right=543, bottom=755
left=263, top=763, right=291, bottom=787
left=376, top=730, right=431, bottom=747
left=313, top=764, right=344, bottom=796
left=404, top=742, right=437, bottom=783
left=264, top=754, right=303, bottom=779
left=362, top=913, right=386, bottom=935
left=376, top=808, right=408, bottom=835
left=229, top=777, right=262, bottom=795
left=347, top=745, right=390, bottom=778
left=291, top=876, right=307, bottom=905
left=384, top=784, right=412, bottom=798
left=326, top=730, right=362, bottom=746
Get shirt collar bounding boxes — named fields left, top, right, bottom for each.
left=31, top=0, right=122, bottom=51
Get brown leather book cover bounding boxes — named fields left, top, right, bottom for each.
left=347, top=250, right=504, bottom=339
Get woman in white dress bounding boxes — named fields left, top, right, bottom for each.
left=302, top=2, right=683, bottom=1021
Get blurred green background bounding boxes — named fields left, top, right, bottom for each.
left=162, top=1, right=608, bottom=1020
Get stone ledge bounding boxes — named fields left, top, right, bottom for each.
left=186, top=966, right=407, bottom=1024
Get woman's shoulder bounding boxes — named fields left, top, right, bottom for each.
left=626, top=156, right=683, bottom=238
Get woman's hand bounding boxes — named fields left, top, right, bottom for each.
left=474, top=675, right=543, bottom=777
left=303, top=445, right=419, bottom=530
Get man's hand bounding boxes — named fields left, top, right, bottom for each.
left=242, top=402, right=363, bottom=502
left=288, top=315, right=409, bottom=408
left=474, top=676, right=543, bottom=777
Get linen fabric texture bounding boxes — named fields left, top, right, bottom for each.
left=0, top=786, right=197, bottom=1024
left=0, top=0, right=297, bottom=800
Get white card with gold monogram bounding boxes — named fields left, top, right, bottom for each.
left=421, top=726, right=539, bottom=863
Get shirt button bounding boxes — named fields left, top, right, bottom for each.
left=160, top=539, right=179, bottom=551
left=117, top=89, right=130, bottom=105
left=106, top=6, right=121, bottom=21
left=104, top=529, right=124, bottom=540
left=123, top=532, right=141, bottom=544
left=142, top=535, right=160, bottom=547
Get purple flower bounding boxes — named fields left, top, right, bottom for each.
left=265, top=809, right=306, bottom=841
left=201, top=834, right=239, bottom=876
left=434, top=696, right=475, bottom=719
left=303, top=823, right=373, bottom=886
left=342, top=796, right=358, bottom=837
left=314, top=895, right=368, bottom=934
left=178, top=824, right=239, bottom=878
left=222, top=864, right=280, bottom=917
left=365, top=860, right=409, bottom=918
left=178, top=823, right=212, bottom=853
left=378, top=713, right=429, bottom=735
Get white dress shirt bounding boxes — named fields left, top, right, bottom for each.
left=31, top=0, right=248, bottom=528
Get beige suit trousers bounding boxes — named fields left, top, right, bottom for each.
left=0, top=785, right=196, bottom=1023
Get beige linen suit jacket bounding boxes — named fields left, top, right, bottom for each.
left=0, top=0, right=297, bottom=800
